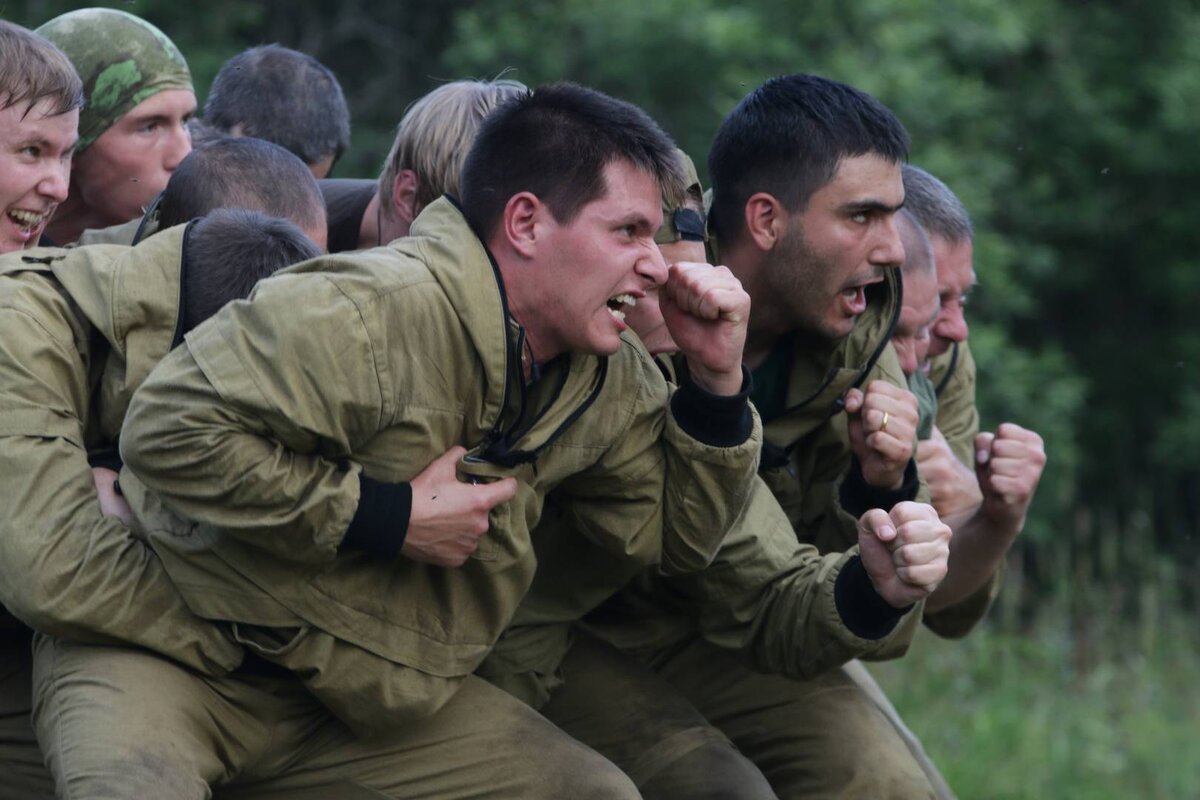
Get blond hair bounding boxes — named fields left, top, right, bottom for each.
left=378, top=78, right=527, bottom=213
left=0, top=20, right=83, bottom=116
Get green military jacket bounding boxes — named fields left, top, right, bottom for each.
left=0, top=225, right=243, bottom=674
left=755, top=268, right=913, bottom=555
left=484, top=473, right=920, bottom=709
left=925, top=340, right=998, bottom=638
left=74, top=214, right=155, bottom=247
left=928, top=340, right=980, bottom=468
left=120, top=199, right=760, bottom=734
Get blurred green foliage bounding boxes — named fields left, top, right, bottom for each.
left=9, top=0, right=1196, bottom=605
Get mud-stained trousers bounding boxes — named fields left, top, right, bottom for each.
left=646, top=637, right=952, bottom=800
left=541, top=632, right=778, bottom=800
left=0, top=632, right=53, bottom=800
left=32, top=634, right=641, bottom=800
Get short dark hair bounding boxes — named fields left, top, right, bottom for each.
left=901, top=164, right=973, bottom=243
left=459, top=82, right=684, bottom=239
left=159, top=137, right=326, bottom=234
left=182, top=208, right=321, bottom=333
left=0, top=20, right=83, bottom=117
left=203, top=44, right=350, bottom=168
left=708, top=73, right=910, bottom=242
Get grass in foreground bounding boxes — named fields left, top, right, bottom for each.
left=871, top=593, right=1200, bottom=799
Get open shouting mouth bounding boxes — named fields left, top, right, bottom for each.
left=607, top=292, right=637, bottom=322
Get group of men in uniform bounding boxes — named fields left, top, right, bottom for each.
left=0, top=7, right=1046, bottom=799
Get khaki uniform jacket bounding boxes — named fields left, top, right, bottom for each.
left=483, top=473, right=920, bottom=709
left=929, top=340, right=980, bottom=468
left=757, top=269, right=913, bottom=555
left=120, top=199, right=760, bottom=734
left=0, top=225, right=243, bottom=674
left=925, top=340, right=998, bottom=638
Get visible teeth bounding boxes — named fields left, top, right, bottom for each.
left=610, top=293, right=637, bottom=308
left=8, top=209, right=45, bottom=228
left=608, top=307, right=626, bottom=321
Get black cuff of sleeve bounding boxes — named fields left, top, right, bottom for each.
left=834, top=556, right=911, bottom=640
left=87, top=445, right=124, bottom=472
left=671, top=364, right=753, bottom=448
left=341, top=476, right=411, bottom=560
left=839, top=456, right=919, bottom=516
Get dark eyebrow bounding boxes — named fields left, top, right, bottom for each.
left=840, top=199, right=903, bottom=215
left=616, top=213, right=657, bottom=235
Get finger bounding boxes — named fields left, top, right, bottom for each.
left=477, top=476, right=519, bottom=508
left=890, top=539, right=950, bottom=569
left=985, top=474, right=1032, bottom=499
left=865, top=432, right=913, bottom=464
left=893, top=521, right=950, bottom=549
left=995, top=422, right=1041, bottom=443
left=988, top=437, right=1042, bottom=461
left=929, top=425, right=948, bottom=444
left=895, top=563, right=947, bottom=589
left=858, top=508, right=896, bottom=543
left=974, top=432, right=996, bottom=468
left=888, top=500, right=939, bottom=526
left=864, top=379, right=906, bottom=400
left=843, top=387, right=864, bottom=414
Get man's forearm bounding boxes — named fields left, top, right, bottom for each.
left=923, top=507, right=1019, bottom=613
left=0, top=436, right=240, bottom=674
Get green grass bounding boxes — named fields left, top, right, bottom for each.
left=871, top=591, right=1200, bottom=799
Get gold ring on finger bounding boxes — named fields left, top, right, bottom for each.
left=881, top=411, right=889, bottom=433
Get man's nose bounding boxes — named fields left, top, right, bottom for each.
left=638, top=239, right=668, bottom=287
left=935, top=304, right=969, bottom=344
left=872, top=214, right=905, bottom=267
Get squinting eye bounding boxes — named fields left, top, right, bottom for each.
left=20, top=146, right=40, bottom=158
left=851, top=212, right=868, bottom=224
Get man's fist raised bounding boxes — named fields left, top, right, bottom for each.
left=844, top=381, right=919, bottom=490
left=975, top=423, right=1046, bottom=529
left=916, top=426, right=983, bottom=518
left=857, top=501, right=951, bottom=608
left=660, top=262, right=750, bottom=396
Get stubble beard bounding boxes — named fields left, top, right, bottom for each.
left=764, top=225, right=843, bottom=342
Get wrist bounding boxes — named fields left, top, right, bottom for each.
left=671, top=364, right=753, bottom=447
left=684, top=360, right=743, bottom=396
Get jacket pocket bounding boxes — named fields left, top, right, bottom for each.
left=228, top=622, right=311, bottom=658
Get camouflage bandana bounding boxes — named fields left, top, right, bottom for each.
left=655, top=149, right=708, bottom=245
left=37, top=9, right=192, bottom=153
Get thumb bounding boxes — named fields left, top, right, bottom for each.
left=476, top=476, right=519, bottom=509
left=843, top=387, right=864, bottom=415
left=974, top=432, right=995, bottom=477
left=930, top=425, right=948, bottom=444
left=858, top=508, right=896, bottom=544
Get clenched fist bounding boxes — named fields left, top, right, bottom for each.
left=660, top=262, right=750, bottom=396
left=857, top=501, right=951, bottom=608
left=845, top=381, right=919, bottom=490
left=917, top=426, right=983, bottom=518
left=975, top=423, right=1046, bottom=528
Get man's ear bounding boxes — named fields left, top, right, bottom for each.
left=392, top=169, right=420, bottom=225
left=744, top=192, right=787, bottom=252
left=501, top=192, right=543, bottom=258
